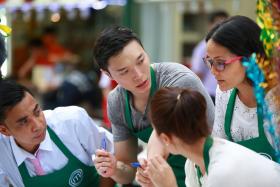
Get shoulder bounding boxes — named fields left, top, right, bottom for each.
left=0, top=135, right=12, bottom=154
left=108, top=85, right=124, bottom=101
left=209, top=137, right=278, bottom=177
left=207, top=139, right=280, bottom=186
left=44, top=106, right=91, bottom=128
left=154, top=62, right=192, bottom=74
left=215, top=87, right=232, bottom=106
left=154, top=62, right=201, bottom=87
left=107, top=86, right=125, bottom=110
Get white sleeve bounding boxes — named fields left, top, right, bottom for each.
left=0, top=170, right=16, bottom=187
left=0, top=138, right=24, bottom=187
left=211, top=87, right=228, bottom=139
left=73, top=107, right=114, bottom=155
left=185, top=160, right=200, bottom=187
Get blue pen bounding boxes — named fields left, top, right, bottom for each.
left=101, top=135, right=107, bottom=151
left=130, top=162, right=141, bottom=168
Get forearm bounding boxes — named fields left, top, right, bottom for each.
left=111, top=161, right=136, bottom=184
left=147, top=131, right=169, bottom=159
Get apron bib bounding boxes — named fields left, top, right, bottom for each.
left=224, top=88, right=276, bottom=161
left=124, top=66, right=186, bottom=187
left=19, top=126, right=99, bottom=187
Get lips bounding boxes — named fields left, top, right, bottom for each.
left=34, top=131, right=45, bottom=140
left=136, top=79, right=148, bottom=88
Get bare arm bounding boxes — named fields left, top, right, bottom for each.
left=111, top=137, right=138, bottom=184
left=147, top=131, right=169, bottom=159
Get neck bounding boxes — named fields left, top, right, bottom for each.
left=131, top=90, right=150, bottom=114
left=181, top=137, right=206, bottom=174
left=236, top=81, right=256, bottom=107
left=16, top=140, right=40, bottom=154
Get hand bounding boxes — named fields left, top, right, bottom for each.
left=135, top=159, right=154, bottom=187
left=145, top=155, right=177, bottom=187
left=93, top=149, right=117, bottom=178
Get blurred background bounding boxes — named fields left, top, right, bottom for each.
left=0, top=0, right=256, bottom=127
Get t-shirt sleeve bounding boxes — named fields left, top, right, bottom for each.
left=107, top=89, right=134, bottom=142
left=158, top=63, right=215, bottom=129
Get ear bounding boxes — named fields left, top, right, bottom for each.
left=159, top=133, right=171, bottom=147
left=0, top=124, right=12, bottom=136
left=101, top=69, right=113, bottom=79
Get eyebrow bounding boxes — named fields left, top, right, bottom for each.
left=137, top=53, right=144, bottom=61
left=115, top=53, right=144, bottom=72
left=16, top=104, right=39, bottom=124
left=116, top=66, right=127, bottom=72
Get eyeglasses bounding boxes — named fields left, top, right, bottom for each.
left=203, top=56, right=243, bottom=71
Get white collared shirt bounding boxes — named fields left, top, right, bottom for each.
left=0, top=106, right=113, bottom=186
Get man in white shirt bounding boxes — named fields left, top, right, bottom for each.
left=0, top=79, right=114, bottom=187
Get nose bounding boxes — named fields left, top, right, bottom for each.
left=30, top=117, right=42, bottom=132
left=133, top=67, right=142, bottom=82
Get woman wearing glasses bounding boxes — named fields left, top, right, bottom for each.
left=204, top=15, right=277, bottom=161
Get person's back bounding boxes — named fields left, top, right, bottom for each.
left=146, top=87, right=280, bottom=187
left=185, top=137, right=280, bottom=187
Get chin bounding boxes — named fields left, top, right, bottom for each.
left=219, top=85, right=232, bottom=92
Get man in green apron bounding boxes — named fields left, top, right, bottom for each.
left=93, top=26, right=215, bottom=186
left=0, top=79, right=115, bottom=187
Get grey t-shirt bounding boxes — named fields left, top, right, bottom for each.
left=108, top=62, right=215, bottom=142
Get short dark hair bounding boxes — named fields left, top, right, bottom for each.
left=93, top=26, right=143, bottom=72
left=208, top=10, right=229, bottom=24
left=150, top=87, right=210, bottom=145
left=0, top=79, right=32, bottom=123
left=206, top=15, right=266, bottom=58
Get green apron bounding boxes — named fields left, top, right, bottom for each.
left=195, top=136, right=213, bottom=186
left=19, top=126, right=99, bottom=187
left=124, top=66, right=186, bottom=187
left=224, top=88, right=276, bottom=161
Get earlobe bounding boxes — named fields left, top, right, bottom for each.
left=0, top=124, right=11, bottom=136
left=159, top=133, right=171, bottom=147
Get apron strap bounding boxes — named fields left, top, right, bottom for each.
left=47, top=126, right=79, bottom=162
left=124, top=66, right=157, bottom=131
left=203, top=136, right=213, bottom=174
left=224, top=88, right=237, bottom=141
left=195, top=136, right=213, bottom=186
left=225, top=88, right=265, bottom=141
